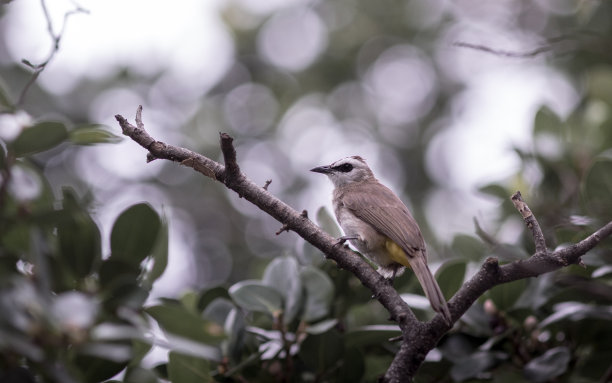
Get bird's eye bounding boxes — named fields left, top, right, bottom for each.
left=335, top=163, right=353, bottom=172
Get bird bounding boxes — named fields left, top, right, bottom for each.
left=311, top=156, right=452, bottom=325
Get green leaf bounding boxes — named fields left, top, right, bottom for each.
left=228, top=280, right=283, bottom=316
left=0, top=76, right=14, bottom=111
left=533, top=105, right=563, bottom=136
left=487, top=278, right=528, bottom=311
left=300, top=266, right=334, bottom=321
left=262, top=255, right=302, bottom=323
left=345, top=325, right=401, bottom=348
left=73, top=354, right=128, bottom=383
left=316, top=206, right=342, bottom=238
left=435, top=259, right=466, bottom=299
left=582, top=157, right=612, bottom=216
left=523, top=347, right=571, bottom=382
left=299, top=330, right=344, bottom=373
left=57, top=197, right=102, bottom=279
left=306, top=319, right=338, bottom=335
left=110, top=203, right=161, bottom=267
left=146, top=303, right=226, bottom=346
left=450, top=351, right=506, bottom=381
left=11, top=121, right=68, bottom=156
left=168, top=351, right=212, bottom=383
left=336, top=347, right=365, bottom=383
left=478, top=183, right=509, bottom=200
left=69, top=124, right=122, bottom=145
left=142, top=216, right=168, bottom=290
left=197, top=286, right=231, bottom=312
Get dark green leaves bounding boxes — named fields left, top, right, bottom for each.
left=582, top=157, right=612, bottom=216
left=523, top=347, right=571, bottom=382
left=57, top=189, right=101, bottom=280
left=11, top=121, right=68, bottom=156
left=68, top=124, right=122, bottom=145
left=110, top=203, right=161, bottom=266
left=436, top=259, right=466, bottom=299
left=229, top=280, right=283, bottom=316
left=168, top=352, right=212, bottom=383
left=263, top=255, right=302, bottom=323
left=300, top=266, right=333, bottom=321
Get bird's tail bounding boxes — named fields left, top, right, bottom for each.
left=408, top=255, right=452, bottom=325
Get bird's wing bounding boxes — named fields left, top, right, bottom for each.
left=341, top=182, right=425, bottom=257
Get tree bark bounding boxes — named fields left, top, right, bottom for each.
left=115, top=106, right=612, bottom=382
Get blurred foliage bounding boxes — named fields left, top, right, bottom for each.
left=2, top=0, right=612, bottom=382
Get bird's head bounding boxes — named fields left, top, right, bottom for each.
left=310, top=156, right=375, bottom=187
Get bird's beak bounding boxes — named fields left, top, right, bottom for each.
left=310, top=165, right=332, bottom=174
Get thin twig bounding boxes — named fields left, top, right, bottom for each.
left=453, top=41, right=554, bottom=58
left=511, top=191, right=547, bottom=255
left=17, top=0, right=88, bottom=106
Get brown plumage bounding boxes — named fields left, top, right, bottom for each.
left=312, top=156, right=452, bottom=325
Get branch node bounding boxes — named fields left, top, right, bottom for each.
left=135, top=105, right=144, bottom=129
left=483, top=257, right=500, bottom=273
left=300, top=210, right=308, bottom=219
left=263, top=179, right=272, bottom=190
left=146, top=153, right=158, bottom=163
left=219, top=133, right=240, bottom=185
left=511, top=191, right=547, bottom=255
left=276, top=224, right=290, bottom=235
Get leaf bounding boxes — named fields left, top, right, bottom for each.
left=110, top=203, right=161, bottom=267
left=168, top=351, right=212, bottom=383
left=68, top=124, right=122, bottom=145
left=299, top=330, right=344, bottom=372
left=300, top=266, right=334, bottom=321
left=533, top=105, right=563, bottom=136
left=57, top=193, right=102, bottom=279
left=228, top=280, right=283, bottom=315
left=146, top=303, right=225, bottom=345
left=306, top=319, right=338, bottom=335
left=450, top=350, right=506, bottom=381
left=487, top=278, right=528, bottom=311
left=142, top=216, right=168, bottom=290
left=262, top=255, right=302, bottom=323
left=523, top=347, right=571, bottom=382
left=435, top=259, right=466, bottom=299
left=582, top=158, right=612, bottom=216
left=478, top=183, right=509, bottom=200
left=539, top=302, right=612, bottom=327
left=336, top=347, right=365, bottom=383
left=316, top=206, right=342, bottom=238
left=451, top=234, right=486, bottom=261
left=11, top=121, right=68, bottom=156
left=197, top=286, right=231, bottom=312
left=345, top=325, right=401, bottom=348
left=0, top=76, right=14, bottom=111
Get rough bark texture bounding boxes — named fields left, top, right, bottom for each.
left=115, top=106, right=612, bottom=382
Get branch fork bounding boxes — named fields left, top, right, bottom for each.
left=116, top=106, right=612, bottom=383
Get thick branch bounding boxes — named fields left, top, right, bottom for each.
left=115, top=107, right=416, bottom=326
left=116, top=107, right=612, bottom=383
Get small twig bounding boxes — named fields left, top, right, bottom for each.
left=219, top=133, right=240, bottom=184
left=17, top=0, right=88, bottom=106
left=263, top=179, right=272, bottom=191
left=511, top=191, right=547, bottom=255
left=453, top=41, right=554, bottom=58
left=473, top=217, right=498, bottom=247
left=276, top=224, right=290, bottom=236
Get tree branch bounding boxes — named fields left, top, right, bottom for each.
left=115, top=107, right=612, bottom=383
left=17, top=0, right=88, bottom=106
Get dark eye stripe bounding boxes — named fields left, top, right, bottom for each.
left=333, top=163, right=353, bottom=172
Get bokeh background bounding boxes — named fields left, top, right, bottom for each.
left=2, top=0, right=612, bottom=381
left=1, top=0, right=597, bottom=297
